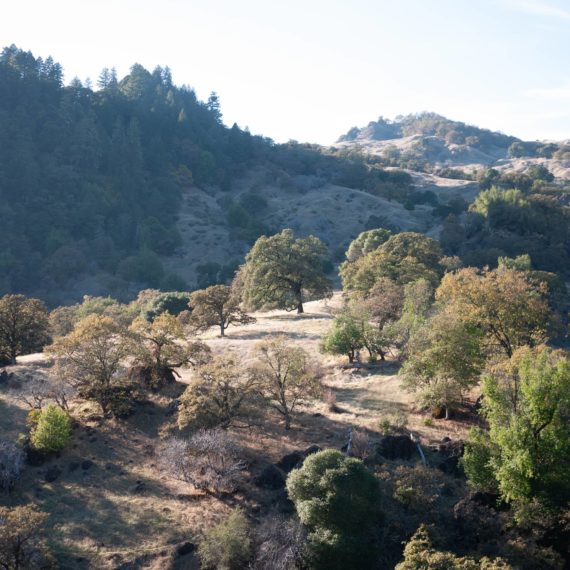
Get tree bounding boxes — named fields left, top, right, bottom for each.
left=463, top=347, right=570, bottom=505
left=386, top=278, right=434, bottom=358
left=128, top=313, right=210, bottom=389
left=188, top=284, right=255, bottom=337
left=178, top=354, right=262, bottom=429
left=436, top=267, right=552, bottom=358
left=0, top=295, right=50, bottom=365
left=241, top=229, right=333, bottom=314
left=340, top=232, right=442, bottom=294
left=402, top=309, right=484, bottom=419
left=320, top=312, right=365, bottom=364
left=140, top=291, right=192, bottom=321
left=29, top=405, right=72, bottom=453
left=252, top=336, right=321, bottom=429
left=286, top=449, right=383, bottom=570
left=0, top=505, right=51, bottom=570
left=158, top=429, right=246, bottom=495
left=46, top=315, right=130, bottom=416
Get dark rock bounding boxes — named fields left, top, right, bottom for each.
left=276, top=451, right=303, bottom=473
left=81, top=459, right=94, bottom=471
left=68, top=461, right=80, bottom=472
left=45, top=466, right=62, bottom=483
left=377, top=435, right=416, bottom=460
left=312, top=412, right=323, bottom=418
left=255, top=464, right=286, bottom=489
left=176, top=542, right=196, bottom=557
left=105, top=463, right=117, bottom=471
left=303, top=445, right=322, bottom=457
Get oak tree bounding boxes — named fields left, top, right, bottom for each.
left=241, top=229, right=332, bottom=314
left=188, top=284, right=255, bottom=337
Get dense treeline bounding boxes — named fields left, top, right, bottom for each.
left=0, top=45, right=261, bottom=301
left=0, top=45, right=416, bottom=305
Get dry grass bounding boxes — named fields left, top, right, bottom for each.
left=0, top=294, right=475, bottom=568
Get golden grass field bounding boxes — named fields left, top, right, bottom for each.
left=0, top=294, right=474, bottom=569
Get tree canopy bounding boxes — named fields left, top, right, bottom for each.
left=241, top=229, right=333, bottom=314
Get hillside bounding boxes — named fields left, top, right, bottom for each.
left=1, top=47, right=569, bottom=306
left=0, top=297, right=475, bottom=569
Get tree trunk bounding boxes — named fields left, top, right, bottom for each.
left=444, top=405, right=450, bottom=420
left=348, top=351, right=354, bottom=364
left=220, top=322, right=225, bottom=337
left=296, top=301, right=304, bottom=314
left=284, top=412, right=291, bottom=430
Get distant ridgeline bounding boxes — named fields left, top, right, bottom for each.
left=0, top=46, right=415, bottom=304
left=339, top=112, right=541, bottom=153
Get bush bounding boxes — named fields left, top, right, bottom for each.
left=286, top=449, right=383, bottom=569
left=378, top=410, right=408, bottom=434
left=252, top=514, right=306, bottom=570
left=158, top=429, right=246, bottom=495
left=29, top=405, right=71, bottom=453
left=199, top=509, right=252, bottom=570
left=0, top=441, right=24, bottom=492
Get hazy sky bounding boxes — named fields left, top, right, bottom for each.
left=2, top=0, right=570, bottom=144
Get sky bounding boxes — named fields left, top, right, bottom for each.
left=2, top=0, right=570, bottom=144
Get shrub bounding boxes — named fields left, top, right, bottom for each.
left=349, top=429, right=370, bottom=460
left=378, top=410, right=408, bottom=434
left=158, top=429, right=246, bottom=495
left=30, top=405, right=72, bottom=453
left=0, top=505, right=52, bottom=569
left=252, top=514, right=306, bottom=570
left=286, top=449, right=383, bottom=569
left=199, top=509, right=252, bottom=570
left=0, top=441, right=24, bottom=492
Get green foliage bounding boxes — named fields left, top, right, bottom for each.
left=340, top=232, right=443, bottom=294
left=320, top=312, right=365, bottom=363
left=0, top=294, right=50, bottom=364
left=345, top=228, right=392, bottom=262
left=199, top=510, right=252, bottom=570
left=402, top=308, right=484, bottom=418
left=139, top=291, right=192, bottom=321
left=396, top=524, right=512, bottom=569
left=462, top=428, right=498, bottom=493
left=242, top=229, right=333, bottom=313
left=464, top=347, right=570, bottom=505
left=30, top=405, right=72, bottom=453
left=286, top=449, right=382, bottom=570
